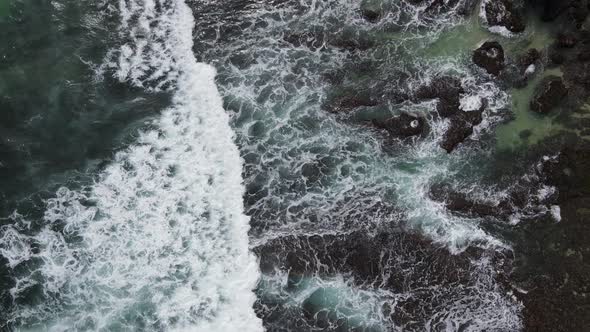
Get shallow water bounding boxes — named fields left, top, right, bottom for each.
left=495, top=67, right=565, bottom=150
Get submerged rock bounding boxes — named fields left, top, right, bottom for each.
left=501, top=48, right=541, bottom=87
left=473, top=41, right=506, bottom=76
left=530, top=76, right=568, bottom=114
left=414, top=76, right=465, bottom=117
left=371, top=113, right=427, bottom=138
left=514, top=139, right=590, bottom=331
left=413, top=76, right=486, bottom=152
left=360, top=0, right=382, bottom=23
left=483, top=0, right=526, bottom=33
left=548, top=45, right=567, bottom=66
left=518, top=48, right=541, bottom=71
left=254, top=230, right=514, bottom=331
left=429, top=183, right=511, bottom=217
left=283, top=30, right=326, bottom=50
left=557, top=32, right=578, bottom=48
left=533, top=0, right=572, bottom=21
left=324, top=90, right=379, bottom=113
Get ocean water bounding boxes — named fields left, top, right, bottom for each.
left=1, top=0, right=261, bottom=330
left=0, top=0, right=558, bottom=331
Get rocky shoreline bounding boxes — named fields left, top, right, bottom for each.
left=186, top=0, right=590, bottom=330
left=484, top=1, right=590, bottom=330
left=321, top=0, right=590, bottom=330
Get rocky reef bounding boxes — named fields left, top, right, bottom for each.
left=478, top=1, right=590, bottom=330
left=320, top=0, right=590, bottom=330
left=254, top=229, right=514, bottom=331
left=188, top=0, right=590, bottom=330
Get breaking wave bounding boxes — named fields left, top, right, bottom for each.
left=0, top=0, right=262, bottom=330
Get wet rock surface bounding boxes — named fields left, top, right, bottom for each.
left=530, top=76, right=568, bottom=114
left=371, top=113, right=427, bottom=138
left=440, top=109, right=484, bottom=153
left=323, top=89, right=379, bottom=113
left=483, top=0, right=526, bottom=33
left=429, top=183, right=511, bottom=218
left=512, top=139, right=590, bottom=332
left=254, top=230, right=513, bottom=331
left=415, top=76, right=465, bottom=117
left=473, top=41, right=506, bottom=76
left=429, top=156, right=560, bottom=221
left=199, top=2, right=590, bottom=330
left=414, top=76, right=486, bottom=152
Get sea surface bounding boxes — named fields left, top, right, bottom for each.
left=0, top=0, right=563, bottom=331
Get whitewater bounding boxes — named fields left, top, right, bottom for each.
left=0, top=0, right=263, bottom=330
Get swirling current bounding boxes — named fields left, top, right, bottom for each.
left=0, top=0, right=581, bottom=331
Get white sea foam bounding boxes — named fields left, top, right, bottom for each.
left=525, top=64, right=536, bottom=76
left=551, top=205, right=562, bottom=222
left=1, top=0, right=262, bottom=330
left=479, top=0, right=516, bottom=38
left=460, top=95, right=483, bottom=112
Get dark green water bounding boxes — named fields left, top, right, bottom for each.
left=0, top=0, right=170, bottom=214
left=0, top=0, right=171, bottom=323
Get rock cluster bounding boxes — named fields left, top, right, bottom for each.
left=415, top=76, right=485, bottom=152
left=483, top=0, right=526, bottom=33
left=473, top=41, right=506, bottom=76
left=530, top=76, right=568, bottom=114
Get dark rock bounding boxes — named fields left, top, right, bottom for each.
left=484, top=0, right=526, bottom=33
left=360, top=0, right=383, bottom=22
left=324, top=90, right=378, bottom=113
left=371, top=113, right=427, bottom=138
left=514, top=139, right=590, bottom=332
left=405, top=76, right=490, bottom=151
left=571, top=0, right=590, bottom=26
left=577, top=45, right=590, bottom=61
left=529, top=0, right=572, bottom=21
left=473, top=41, right=506, bottom=76
left=440, top=109, right=484, bottom=153
left=520, top=129, right=533, bottom=139
left=423, top=0, right=461, bottom=15
left=283, top=29, right=326, bottom=50
left=530, top=76, right=568, bottom=114
left=254, top=230, right=512, bottom=330
left=557, top=32, right=578, bottom=48
left=361, top=9, right=381, bottom=22
left=429, top=183, right=511, bottom=217
left=564, top=62, right=590, bottom=90
left=548, top=46, right=567, bottom=66
left=518, top=48, right=541, bottom=69
left=414, top=76, right=464, bottom=117
left=361, top=6, right=381, bottom=22
left=456, top=0, right=481, bottom=16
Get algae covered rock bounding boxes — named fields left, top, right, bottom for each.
left=473, top=41, right=506, bottom=76
left=483, top=0, right=526, bottom=33
left=530, top=76, right=568, bottom=114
